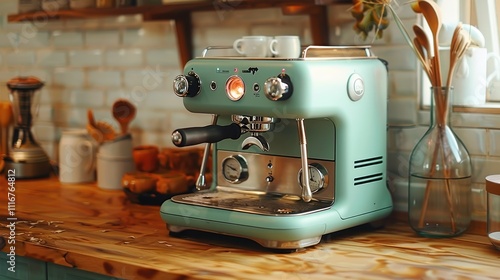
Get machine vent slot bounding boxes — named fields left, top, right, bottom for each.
left=354, top=156, right=383, bottom=168
left=353, top=156, right=384, bottom=186
left=354, top=173, right=383, bottom=186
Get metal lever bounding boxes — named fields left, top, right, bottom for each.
left=297, top=118, right=312, bottom=202
left=196, top=114, right=218, bottom=191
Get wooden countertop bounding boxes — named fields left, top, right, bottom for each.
left=0, top=176, right=499, bottom=279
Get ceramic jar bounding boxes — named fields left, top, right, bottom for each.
left=59, top=129, right=97, bottom=184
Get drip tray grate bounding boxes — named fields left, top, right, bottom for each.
left=171, top=190, right=332, bottom=216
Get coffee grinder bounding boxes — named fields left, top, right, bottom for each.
left=4, top=76, right=51, bottom=178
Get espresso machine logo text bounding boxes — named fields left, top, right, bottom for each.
left=216, top=67, right=259, bottom=75
left=242, top=67, right=259, bottom=75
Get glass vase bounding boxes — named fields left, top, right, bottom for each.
left=408, top=87, right=472, bottom=237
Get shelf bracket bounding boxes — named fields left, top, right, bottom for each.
left=173, top=13, right=193, bottom=67
left=144, top=12, right=193, bottom=67
left=281, top=4, right=329, bottom=45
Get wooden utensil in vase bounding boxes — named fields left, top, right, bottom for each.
left=112, top=99, right=136, bottom=135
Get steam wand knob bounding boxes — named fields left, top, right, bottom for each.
left=264, top=73, right=293, bottom=101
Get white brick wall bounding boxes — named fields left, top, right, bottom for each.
left=0, top=2, right=497, bottom=221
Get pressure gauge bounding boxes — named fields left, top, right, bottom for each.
left=222, top=155, right=248, bottom=183
left=298, top=163, right=328, bottom=193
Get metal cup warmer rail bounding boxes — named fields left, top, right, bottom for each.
left=160, top=46, right=393, bottom=250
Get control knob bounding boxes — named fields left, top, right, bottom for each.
left=264, top=73, right=293, bottom=101
left=173, top=71, right=201, bottom=97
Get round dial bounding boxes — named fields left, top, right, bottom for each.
left=222, top=155, right=248, bottom=184
left=173, top=71, right=200, bottom=97
left=298, top=163, right=328, bottom=193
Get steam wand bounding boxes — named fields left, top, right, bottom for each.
left=297, top=118, right=312, bottom=202
left=196, top=114, right=218, bottom=191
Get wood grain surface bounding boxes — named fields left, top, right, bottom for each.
left=0, top=175, right=499, bottom=279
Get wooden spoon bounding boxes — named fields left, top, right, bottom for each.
left=87, top=109, right=104, bottom=143
left=96, top=121, right=117, bottom=141
left=413, top=37, right=432, bottom=80
left=413, top=24, right=432, bottom=63
left=446, top=23, right=471, bottom=89
left=87, top=109, right=117, bottom=142
left=86, top=123, right=104, bottom=144
left=418, top=0, right=443, bottom=86
left=112, top=99, right=136, bottom=135
left=446, top=24, right=463, bottom=88
left=87, top=109, right=97, bottom=127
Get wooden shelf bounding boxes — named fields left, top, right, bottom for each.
left=8, top=0, right=350, bottom=66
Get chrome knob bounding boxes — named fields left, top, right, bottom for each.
left=171, top=131, right=183, bottom=146
left=264, top=74, right=293, bottom=101
left=173, top=71, right=200, bottom=97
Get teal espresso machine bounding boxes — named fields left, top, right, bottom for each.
left=160, top=46, right=393, bottom=250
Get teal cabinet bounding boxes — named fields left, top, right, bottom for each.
left=0, top=252, right=46, bottom=280
left=47, top=263, right=122, bottom=280
left=1, top=253, right=121, bottom=280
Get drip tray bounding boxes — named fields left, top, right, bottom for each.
left=171, top=190, right=333, bottom=216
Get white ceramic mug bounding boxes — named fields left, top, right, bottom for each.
left=270, top=36, right=301, bottom=58
left=59, top=129, right=97, bottom=184
left=233, top=36, right=268, bottom=57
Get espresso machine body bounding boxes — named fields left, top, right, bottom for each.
left=160, top=46, right=393, bottom=249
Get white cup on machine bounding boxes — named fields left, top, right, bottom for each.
left=59, top=129, right=97, bottom=184
left=233, top=36, right=268, bottom=57
left=269, top=35, right=301, bottom=58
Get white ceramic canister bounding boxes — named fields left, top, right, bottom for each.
left=98, top=133, right=133, bottom=158
left=59, top=128, right=97, bottom=184
left=96, top=153, right=135, bottom=190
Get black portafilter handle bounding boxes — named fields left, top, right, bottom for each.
left=171, top=123, right=242, bottom=147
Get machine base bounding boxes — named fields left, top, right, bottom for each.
left=160, top=198, right=393, bottom=250
left=168, top=224, right=322, bottom=250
